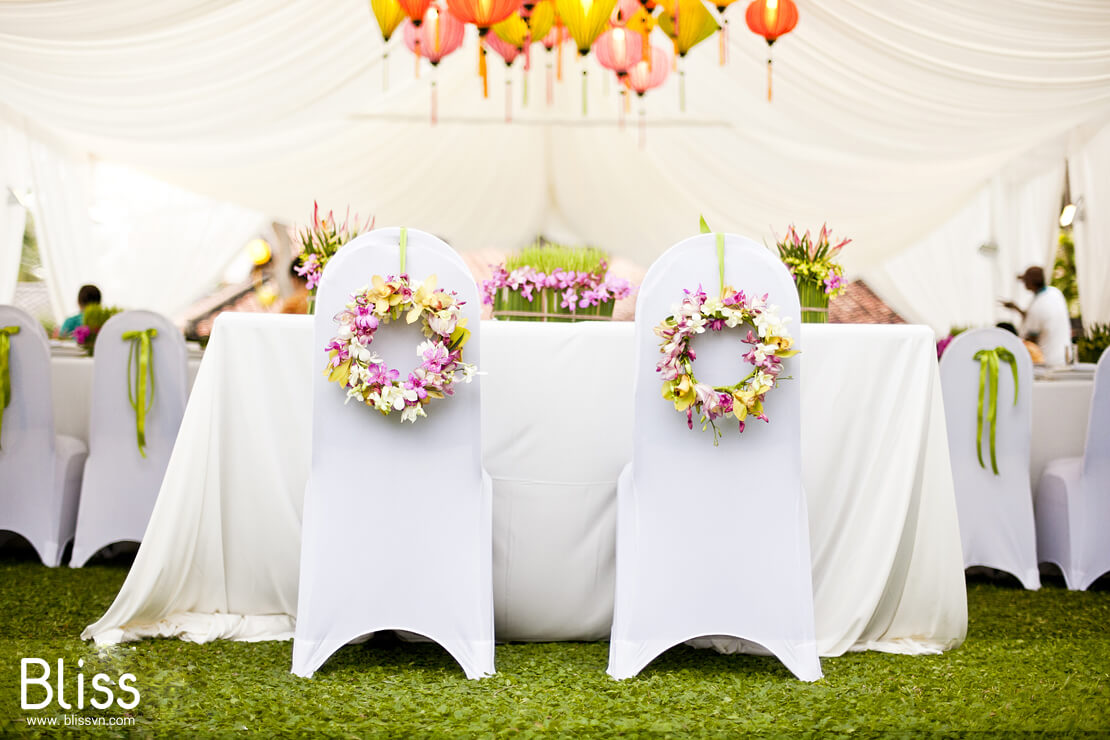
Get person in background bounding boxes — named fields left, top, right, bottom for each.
left=996, top=321, right=1045, bottom=365
left=58, top=284, right=101, bottom=337
left=1001, top=266, right=1071, bottom=366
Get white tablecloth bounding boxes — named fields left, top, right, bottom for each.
left=84, top=314, right=967, bottom=656
left=1031, top=379, right=1094, bottom=485
left=50, top=352, right=202, bottom=445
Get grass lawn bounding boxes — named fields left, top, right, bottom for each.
left=1, top=546, right=1108, bottom=738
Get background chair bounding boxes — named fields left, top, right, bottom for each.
left=939, top=327, right=1039, bottom=589
left=1035, top=350, right=1110, bottom=589
left=0, top=306, right=87, bottom=566
left=70, top=310, right=187, bottom=567
left=291, top=227, right=494, bottom=680
left=606, top=233, right=822, bottom=682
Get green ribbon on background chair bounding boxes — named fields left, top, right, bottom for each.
left=0, top=325, right=20, bottom=449
left=122, top=328, right=157, bottom=458
left=973, top=346, right=1019, bottom=475
left=699, top=215, right=726, bottom=298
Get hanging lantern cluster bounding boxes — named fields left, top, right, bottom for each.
left=366, top=0, right=798, bottom=124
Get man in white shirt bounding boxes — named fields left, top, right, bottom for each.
left=1001, top=266, right=1072, bottom=366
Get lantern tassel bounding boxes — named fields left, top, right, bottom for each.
left=619, top=87, right=625, bottom=130
left=480, top=43, right=489, bottom=98
left=414, top=43, right=421, bottom=79
left=431, top=77, right=438, bottom=126
left=523, top=68, right=529, bottom=106
left=547, top=60, right=554, bottom=104
left=679, top=68, right=685, bottom=112
left=582, top=68, right=588, bottom=116
left=639, top=104, right=646, bottom=149
left=719, top=19, right=727, bottom=65
left=506, top=77, right=512, bottom=123
left=767, top=55, right=772, bottom=101
left=383, top=51, right=389, bottom=91
left=557, top=22, right=564, bottom=81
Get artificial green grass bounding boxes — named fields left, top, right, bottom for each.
left=1, top=548, right=1108, bottom=737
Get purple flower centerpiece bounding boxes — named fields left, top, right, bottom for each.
left=481, top=242, right=633, bottom=322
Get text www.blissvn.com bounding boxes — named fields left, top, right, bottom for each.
left=26, top=714, right=136, bottom=727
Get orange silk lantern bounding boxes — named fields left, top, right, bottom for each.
left=399, top=0, right=433, bottom=24
left=446, top=0, right=523, bottom=97
left=744, top=0, right=798, bottom=101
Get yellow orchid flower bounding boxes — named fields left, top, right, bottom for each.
left=663, top=374, right=697, bottom=412
left=327, top=357, right=352, bottom=386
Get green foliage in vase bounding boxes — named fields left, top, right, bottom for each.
left=75, top=304, right=123, bottom=356
left=1052, top=230, right=1081, bottom=319
left=1077, top=322, right=1110, bottom=364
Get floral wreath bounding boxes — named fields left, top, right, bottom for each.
left=324, top=273, right=476, bottom=423
left=654, top=285, right=797, bottom=444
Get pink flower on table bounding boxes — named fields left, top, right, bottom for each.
left=561, top=288, right=578, bottom=311
left=73, top=325, right=91, bottom=345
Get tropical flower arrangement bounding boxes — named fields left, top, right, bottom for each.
left=655, top=285, right=797, bottom=445
left=323, top=273, right=476, bottom=423
left=73, top=305, right=122, bottom=356
left=774, top=224, right=851, bottom=323
left=294, top=202, right=375, bottom=297
left=481, top=243, right=633, bottom=322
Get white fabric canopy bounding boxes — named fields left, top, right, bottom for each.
left=0, top=0, right=1108, bottom=326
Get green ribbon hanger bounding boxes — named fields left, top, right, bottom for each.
left=973, top=346, right=1019, bottom=475
left=399, top=227, right=407, bottom=274
left=0, top=325, right=20, bottom=449
left=122, top=328, right=158, bottom=458
left=699, top=215, right=726, bottom=297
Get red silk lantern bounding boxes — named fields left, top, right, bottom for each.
left=447, top=0, right=523, bottom=98
left=744, top=0, right=798, bottom=101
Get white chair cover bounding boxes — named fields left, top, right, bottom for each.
left=607, top=233, right=822, bottom=682
left=291, top=227, right=494, bottom=680
left=1035, top=350, right=1110, bottom=589
left=939, top=328, right=1039, bottom=589
left=0, top=306, right=86, bottom=566
left=70, top=310, right=187, bottom=567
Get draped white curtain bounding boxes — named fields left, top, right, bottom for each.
left=0, top=120, right=30, bottom=304
left=0, top=0, right=1107, bottom=274
left=25, top=127, right=95, bottom=322
left=1069, top=121, right=1110, bottom=327
left=861, top=149, right=1066, bottom=334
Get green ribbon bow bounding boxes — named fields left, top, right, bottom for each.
left=699, top=215, right=726, bottom=298
left=122, top=328, right=158, bottom=458
left=0, top=325, right=20, bottom=449
left=399, top=226, right=407, bottom=274
left=973, top=346, right=1019, bottom=475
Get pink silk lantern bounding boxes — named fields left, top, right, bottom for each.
left=614, top=0, right=641, bottom=25
left=402, top=7, right=465, bottom=64
left=541, top=25, right=569, bottom=103
left=403, top=7, right=466, bottom=124
left=627, top=44, right=670, bottom=96
left=594, top=27, right=643, bottom=75
left=484, top=33, right=522, bottom=122
left=627, top=44, right=670, bottom=147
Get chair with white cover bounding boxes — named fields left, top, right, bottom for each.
left=0, top=306, right=87, bottom=566
left=70, top=310, right=187, bottom=567
left=1035, top=349, right=1110, bottom=589
left=939, top=327, right=1038, bottom=589
left=291, top=227, right=494, bottom=680
left=607, top=232, right=822, bottom=682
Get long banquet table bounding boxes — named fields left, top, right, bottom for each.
left=84, top=313, right=968, bottom=657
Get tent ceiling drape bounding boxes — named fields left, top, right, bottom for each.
left=0, top=0, right=1108, bottom=325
